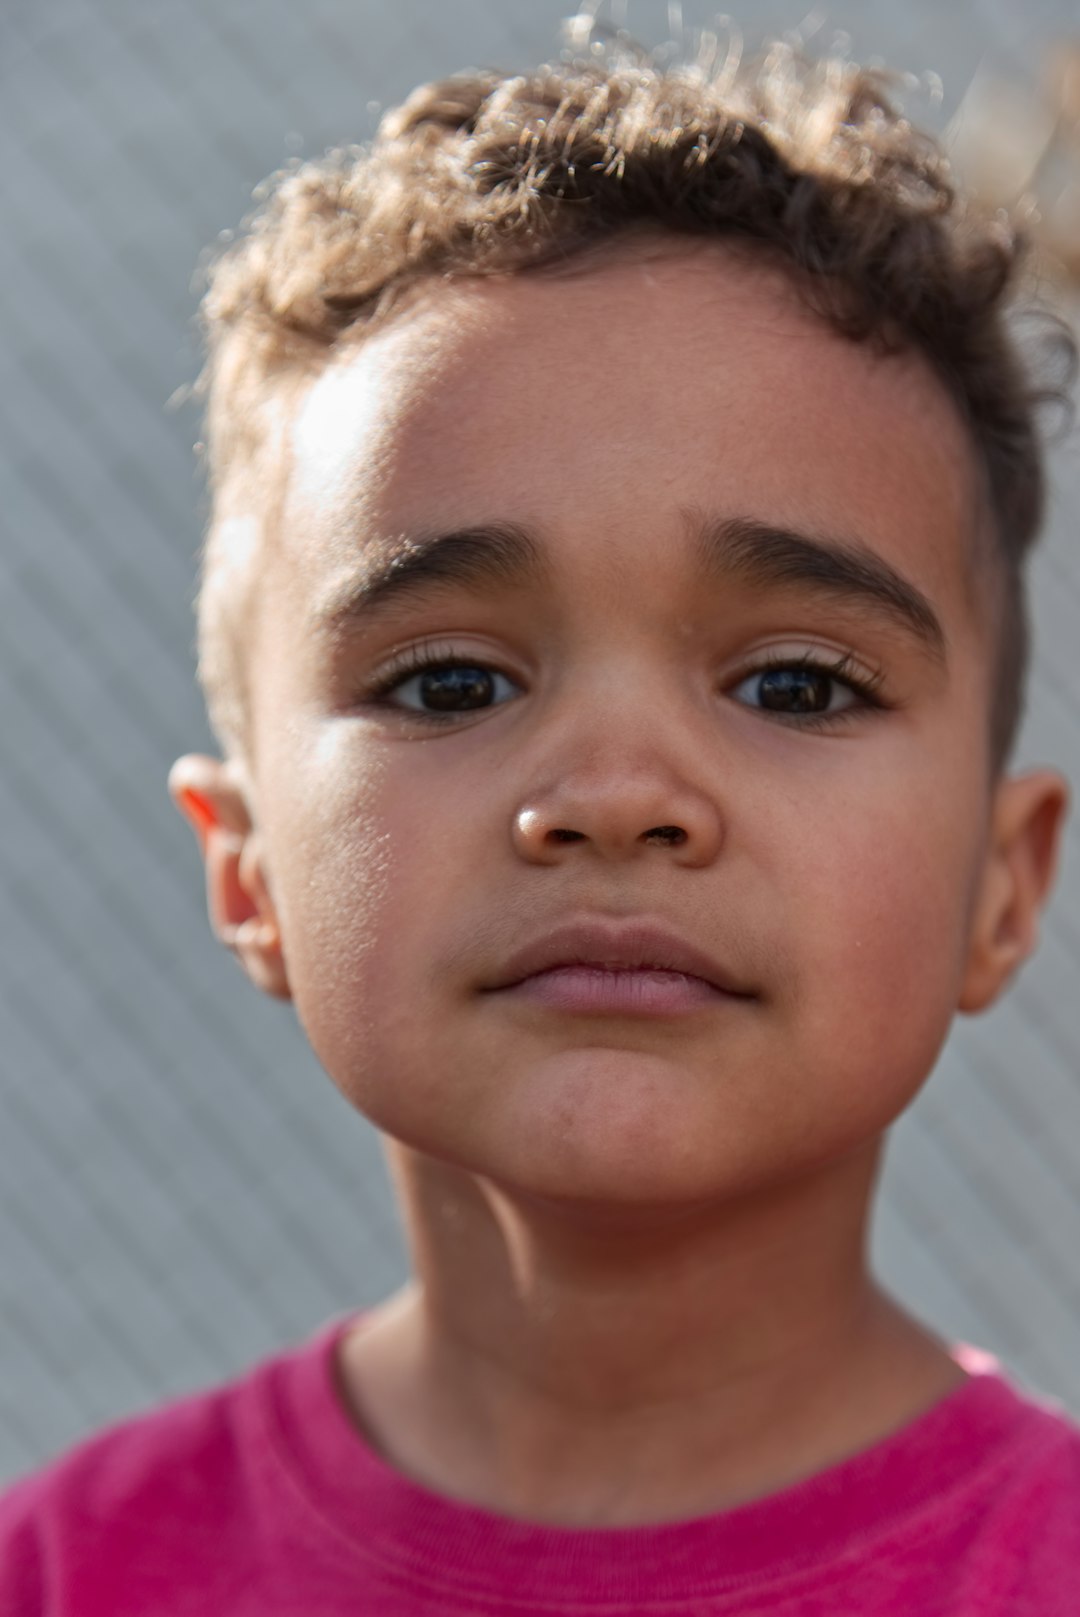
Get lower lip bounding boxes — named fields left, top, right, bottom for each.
left=501, top=967, right=736, bottom=1016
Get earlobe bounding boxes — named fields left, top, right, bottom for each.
left=958, top=769, right=1069, bottom=1014
left=168, top=754, right=292, bottom=1001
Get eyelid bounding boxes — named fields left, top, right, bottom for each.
left=728, top=643, right=887, bottom=695
left=354, top=637, right=890, bottom=727
left=365, top=640, right=474, bottom=694
left=362, top=640, right=524, bottom=719
left=724, top=644, right=890, bottom=728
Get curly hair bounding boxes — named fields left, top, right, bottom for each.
left=194, top=34, right=1074, bottom=772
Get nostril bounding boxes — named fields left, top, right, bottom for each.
left=643, top=825, right=687, bottom=846
left=550, top=828, right=586, bottom=843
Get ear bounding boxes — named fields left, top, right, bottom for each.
left=958, top=768, right=1069, bottom=1014
left=168, top=753, right=292, bottom=1001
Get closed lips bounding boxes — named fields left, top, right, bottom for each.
left=487, top=922, right=753, bottom=996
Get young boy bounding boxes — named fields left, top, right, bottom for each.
left=3, top=27, right=1079, bottom=1615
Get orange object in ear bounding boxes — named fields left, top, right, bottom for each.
left=178, top=787, right=217, bottom=838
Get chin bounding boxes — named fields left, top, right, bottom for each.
left=450, top=1045, right=802, bottom=1209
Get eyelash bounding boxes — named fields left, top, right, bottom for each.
left=742, top=649, right=887, bottom=729
left=362, top=643, right=508, bottom=726
left=362, top=644, right=888, bottom=726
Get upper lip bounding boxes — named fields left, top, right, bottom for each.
left=486, top=920, right=754, bottom=996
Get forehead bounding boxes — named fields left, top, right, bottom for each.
left=281, top=239, right=982, bottom=614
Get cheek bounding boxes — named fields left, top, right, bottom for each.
left=262, top=736, right=480, bottom=1091
left=265, top=741, right=398, bottom=1057
left=782, top=763, right=985, bottom=1107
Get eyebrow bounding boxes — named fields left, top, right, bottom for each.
left=692, top=513, right=947, bottom=662
left=311, top=511, right=946, bottom=661
left=311, top=522, right=545, bottom=635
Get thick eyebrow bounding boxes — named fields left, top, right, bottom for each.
left=310, top=522, right=545, bottom=635
left=311, top=510, right=947, bottom=661
left=693, top=513, right=947, bottom=662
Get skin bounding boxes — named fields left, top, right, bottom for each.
left=171, top=239, right=1067, bottom=1527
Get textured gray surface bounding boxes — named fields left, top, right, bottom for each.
left=2, top=0, right=1080, bottom=1485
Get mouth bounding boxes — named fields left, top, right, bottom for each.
left=484, top=920, right=756, bottom=1018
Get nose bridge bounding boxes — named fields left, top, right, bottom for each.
left=551, top=652, right=687, bottom=777
left=560, top=700, right=685, bottom=797
left=511, top=661, right=725, bottom=864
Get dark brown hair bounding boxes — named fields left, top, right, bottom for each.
left=196, top=33, right=1075, bottom=770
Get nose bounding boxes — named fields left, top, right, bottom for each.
left=510, top=728, right=725, bottom=869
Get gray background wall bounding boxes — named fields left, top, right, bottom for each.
left=2, top=0, right=1080, bottom=1485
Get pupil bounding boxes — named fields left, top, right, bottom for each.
left=758, top=668, right=831, bottom=713
left=419, top=666, right=494, bottom=710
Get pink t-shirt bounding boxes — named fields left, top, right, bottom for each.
left=3, top=1314, right=1079, bottom=1614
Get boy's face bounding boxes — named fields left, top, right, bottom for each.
left=176, top=240, right=1065, bottom=1208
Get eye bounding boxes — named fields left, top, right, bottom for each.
left=731, top=657, right=879, bottom=720
left=377, top=659, right=521, bottom=716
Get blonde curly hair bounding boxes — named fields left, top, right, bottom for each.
left=194, top=32, right=1072, bottom=771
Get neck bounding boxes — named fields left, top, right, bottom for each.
left=337, top=1141, right=963, bottom=1526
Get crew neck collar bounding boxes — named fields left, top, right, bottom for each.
left=256, top=1312, right=1034, bottom=1607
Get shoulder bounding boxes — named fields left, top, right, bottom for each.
left=1000, top=1398, right=1080, bottom=1612
left=1005, top=1386, right=1080, bottom=1511
left=948, top=1355, right=1080, bottom=1505
left=0, top=1376, right=241, bottom=1585
left=950, top=1371, right=1080, bottom=1600
left=3, top=1353, right=252, bottom=1508
left=0, top=1325, right=322, bottom=1616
